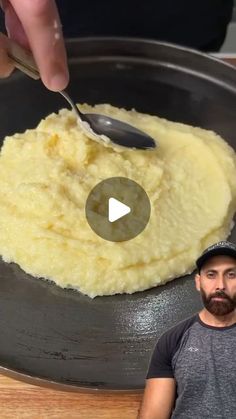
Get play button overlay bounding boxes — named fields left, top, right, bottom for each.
left=85, top=177, right=151, bottom=242
left=108, top=198, right=131, bottom=222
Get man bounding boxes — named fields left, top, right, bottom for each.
left=0, top=0, right=234, bottom=91
left=138, top=240, right=236, bottom=419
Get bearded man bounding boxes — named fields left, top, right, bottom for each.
left=139, top=240, right=236, bottom=419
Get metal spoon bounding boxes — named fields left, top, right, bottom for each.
left=4, top=34, right=157, bottom=150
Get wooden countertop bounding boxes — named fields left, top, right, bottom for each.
left=0, top=56, right=235, bottom=419
left=0, top=374, right=142, bottom=419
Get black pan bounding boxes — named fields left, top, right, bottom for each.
left=0, top=38, right=236, bottom=391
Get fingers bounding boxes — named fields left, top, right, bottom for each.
left=9, top=0, right=69, bottom=91
left=0, top=33, right=14, bottom=77
left=4, top=0, right=30, bottom=50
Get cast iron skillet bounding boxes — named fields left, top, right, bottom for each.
left=0, top=38, right=236, bottom=391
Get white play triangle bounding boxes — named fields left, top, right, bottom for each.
left=108, top=197, right=131, bottom=223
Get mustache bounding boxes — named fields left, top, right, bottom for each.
left=209, top=291, right=231, bottom=301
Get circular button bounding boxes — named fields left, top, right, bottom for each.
left=85, top=177, right=151, bottom=242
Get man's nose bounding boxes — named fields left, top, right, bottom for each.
left=215, top=274, right=226, bottom=290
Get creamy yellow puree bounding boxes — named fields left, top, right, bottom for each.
left=0, top=104, right=235, bottom=297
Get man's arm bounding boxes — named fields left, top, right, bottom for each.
left=138, top=377, right=176, bottom=419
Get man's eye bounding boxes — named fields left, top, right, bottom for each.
left=207, top=272, right=215, bottom=278
left=227, top=271, right=236, bottom=278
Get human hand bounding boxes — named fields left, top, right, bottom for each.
left=0, top=0, right=69, bottom=91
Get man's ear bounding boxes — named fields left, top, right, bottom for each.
left=195, top=273, right=201, bottom=292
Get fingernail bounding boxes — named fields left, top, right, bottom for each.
left=48, top=71, right=69, bottom=92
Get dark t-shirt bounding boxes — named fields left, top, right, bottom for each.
left=147, top=313, right=236, bottom=419
left=0, top=1, right=234, bottom=51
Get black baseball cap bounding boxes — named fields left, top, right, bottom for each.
left=196, top=241, right=236, bottom=273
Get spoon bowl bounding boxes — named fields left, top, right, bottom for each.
left=60, top=90, right=156, bottom=149
left=80, top=112, right=157, bottom=149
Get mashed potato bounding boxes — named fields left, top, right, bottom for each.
left=0, top=104, right=235, bottom=297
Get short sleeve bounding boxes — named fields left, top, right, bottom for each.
left=146, top=332, right=174, bottom=379
left=146, top=314, right=198, bottom=379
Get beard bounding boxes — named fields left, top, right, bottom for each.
left=200, top=288, right=236, bottom=316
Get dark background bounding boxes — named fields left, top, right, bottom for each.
left=0, top=0, right=234, bottom=51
